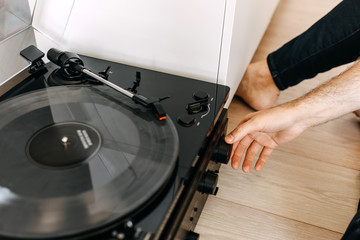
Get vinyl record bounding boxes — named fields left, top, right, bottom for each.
left=0, top=86, right=179, bottom=239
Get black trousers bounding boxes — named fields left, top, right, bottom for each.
left=342, top=208, right=360, bottom=240
left=267, top=0, right=360, bottom=90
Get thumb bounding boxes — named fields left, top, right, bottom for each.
left=224, top=133, right=234, bottom=143
left=225, top=121, right=254, bottom=144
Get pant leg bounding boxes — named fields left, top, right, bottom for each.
left=267, top=0, right=360, bottom=90
left=342, top=210, right=360, bottom=240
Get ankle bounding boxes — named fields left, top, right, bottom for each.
left=236, top=60, right=280, bottom=111
left=251, top=60, right=276, bottom=89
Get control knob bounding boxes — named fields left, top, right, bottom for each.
left=212, top=136, right=232, bottom=164
left=198, top=171, right=218, bottom=195
left=186, top=231, right=200, bottom=240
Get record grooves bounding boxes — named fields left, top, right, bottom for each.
left=0, top=86, right=179, bottom=239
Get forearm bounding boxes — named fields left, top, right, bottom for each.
left=285, top=61, right=360, bottom=129
left=225, top=61, right=360, bottom=172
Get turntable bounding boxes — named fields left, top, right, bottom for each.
left=0, top=45, right=231, bottom=240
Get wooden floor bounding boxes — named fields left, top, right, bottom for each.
left=195, top=0, right=360, bottom=239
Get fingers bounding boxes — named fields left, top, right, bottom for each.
left=230, top=138, right=273, bottom=173
left=242, top=141, right=262, bottom=173
left=225, top=112, right=274, bottom=172
left=231, top=135, right=252, bottom=170
left=254, top=147, right=273, bottom=171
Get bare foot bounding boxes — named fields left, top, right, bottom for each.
left=236, top=60, right=280, bottom=110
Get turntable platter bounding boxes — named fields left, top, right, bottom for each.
left=0, top=86, right=179, bottom=239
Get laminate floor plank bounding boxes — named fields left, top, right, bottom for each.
left=215, top=151, right=360, bottom=233
left=196, top=198, right=343, bottom=240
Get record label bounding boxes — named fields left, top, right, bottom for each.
left=27, top=122, right=102, bottom=169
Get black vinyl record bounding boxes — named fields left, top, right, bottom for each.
left=0, top=86, right=179, bottom=239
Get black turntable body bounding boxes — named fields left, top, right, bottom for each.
left=0, top=46, right=231, bottom=240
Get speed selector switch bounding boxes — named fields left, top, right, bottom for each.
left=212, top=136, right=232, bottom=164
left=198, top=171, right=218, bottom=195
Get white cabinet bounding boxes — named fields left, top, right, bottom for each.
left=33, top=0, right=279, bottom=106
left=219, top=0, right=279, bottom=105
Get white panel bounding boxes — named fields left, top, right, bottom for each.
left=219, top=0, right=279, bottom=107
left=32, top=0, right=74, bottom=42
left=28, top=0, right=37, bottom=12
left=60, top=0, right=226, bottom=82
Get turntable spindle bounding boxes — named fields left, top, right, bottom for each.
left=61, top=136, right=69, bottom=148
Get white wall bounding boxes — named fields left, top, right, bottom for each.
left=33, top=0, right=226, bottom=83
left=32, top=0, right=279, bottom=106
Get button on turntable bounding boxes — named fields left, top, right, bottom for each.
left=193, top=91, right=209, bottom=101
left=177, top=115, right=196, bottom=127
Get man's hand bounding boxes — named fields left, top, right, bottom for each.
left=225, top=106, right=306, bottom=172
left=225, top=61, right=360, bottom=173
